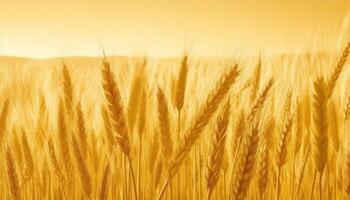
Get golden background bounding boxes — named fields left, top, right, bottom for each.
left=0, top=0, right=349, bottom=57
left=0, top=1, right=350, bottom=200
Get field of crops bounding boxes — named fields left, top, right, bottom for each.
left=0, top=42, right=349, bottom=200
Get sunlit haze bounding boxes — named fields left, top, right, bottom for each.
left=0, top=0, right=349, bottom=58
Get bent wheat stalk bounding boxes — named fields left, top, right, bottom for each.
left=207, top=100, right=230, bottom=200
left=246, top=78, right=274, bottom=122
left=101, top=58, right=138, bottom=200
left=157, top=64, right=240, bottom=200
left=327, top=41, right=350, bottom=99
left=230, top=124, right=260, bottom=200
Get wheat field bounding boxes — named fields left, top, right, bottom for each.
left=0, top=41, right=350, bottom=200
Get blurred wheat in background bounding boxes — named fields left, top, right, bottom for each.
left=1, top=38, right=350, bottom=200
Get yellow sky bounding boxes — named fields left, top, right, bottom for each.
left=0, top=0, right=349, bottom=58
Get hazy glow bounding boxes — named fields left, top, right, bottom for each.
left=0, top=0, right=349, bottom=58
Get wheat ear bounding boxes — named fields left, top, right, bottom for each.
left=156, top=64, right=239, bottom=200
left=344, top=92, right=350, bottom=120
left=275, top=114, right=293, bottom=200
left=149, top=131, right=160, bottom=174
left=0, top=99, right=9, bottom=146
left=12, top=130, right=24, bottom=171
left=157, top=87, right=174, bottom=160
left=169, top=65, right=240, bottom=179
left=101, top=105, right=115, bottom=152
left=312, top=77, right=328, bottom=174
left=312, top=77, right=329, bottom=200
left=47, top=137, right=63, bottom=179
left=246, top=78, right=274, bottom=122
left=328, top=101, right=340, bottom=153
left=6, top=148, right=21, bottom=200
left=76, top=103, right=88, bottom=159
left=100, top=162, right=111, bottom=200
left=101, top=58, right=138, bottom=200
left=71, top=135, right=92, bottom=198
left=57, top=98, right=72, bottom=174
left=62, top=64, right=74, bottom=113
left=174, top=53, right=189, bottom=199
left=35, top=95, right=48, bottom=149
left=101, top=58, right=130, bottom=155
left=230, top=125, right=260, bottom=200
left=249, top=57, right=262, bottom=102
left=328, top=42, right=350, bottom=98
left=174, top=54, right=189, bottom=111
left=206, top=100, right=230, bottom=200
left=257, top=139, right=269, bottom=199
left=127, top=59, right=146, bottom=133
left=21, top=129, right=34, bottom=180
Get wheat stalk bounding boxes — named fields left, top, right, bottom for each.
left=47, top=137, right=68, bottom=199
left=174, top=54, right=189, bottom=199
left=157, top=64, right=240, bottom=200
left=344, top=92, right=350, bottom=120
left=157, top=87, right=174, bottom=160
left=249, top=57, right=262, bottom=102
left=230, top=124, right=260, bottom=200
left=263, top=117, right=275, bottom=151
left=328, top=101, right=340, bottom=153
left=6, top=148, right=21, bottom=200
left=72, top=135, right=92, bottom=198
left=76, top=103, right=88, bottom=159
left=127, top=59, right=146, bottom=134
left=62, top=64, right=74, bottom=112
left=170, top=64, right=239, bottom=177
left=101, top=58, right=138, bottom=199
left=246, top=78, right=274, bottom=122
left=35, top=95, right=48, bottom=149
left=257, top=139, right=269, bottom=199
left=137, top=81, right=148, bottom=198
left=137, top=84, right=148, bottom=135
left=327, top=42, right=350, bottom=99
left=47, top=137, right=63, bottom=179
left=344, top=148, right=350, bottom=196
left=12, top=130, right=24, bottom=171
left=101, top=58, right=130, bottom=155
left=21, top=129, right=34, bottom=181
left=149, top=131, right=160, bottom=174
left=101, top=105, right=115, bottom=152
left=312, top=76, right=329, bottom=200
left=57, top=99, right=72, bottom=174
left=206, top=100, right=230, bottom=200
left=0, top=99, right=9, bottom=146
left=100, top=162, right=111, bottom=200
left=174, top=54, right=189, bottom=112
left=292, top=99, right=304, bottom=199
left=275, top=114, right=293, bottom=200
